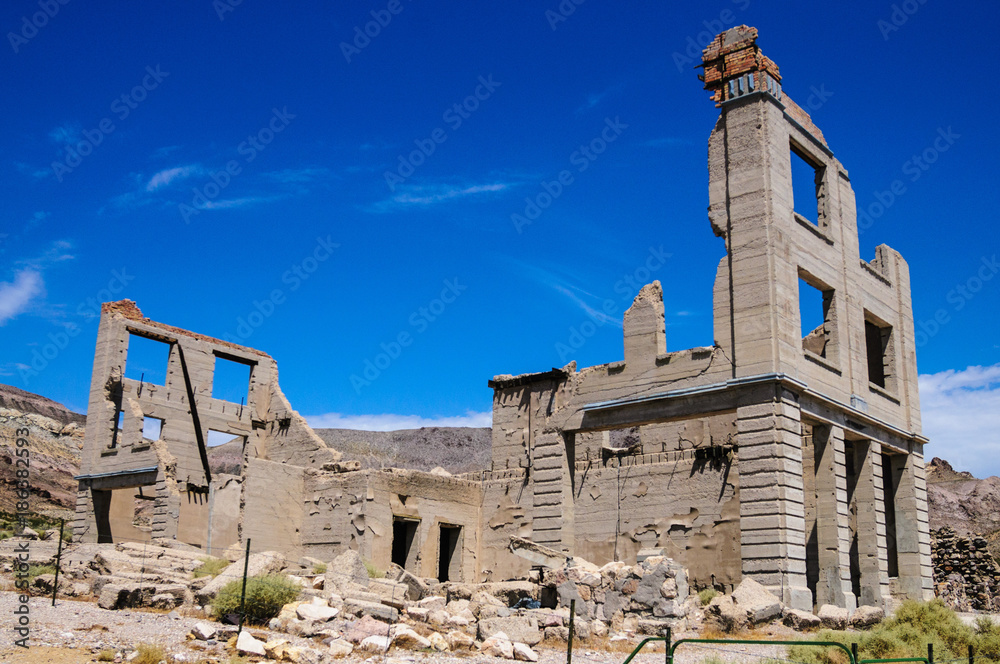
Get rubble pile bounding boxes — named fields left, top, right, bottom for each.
left=931, top=527, right=1000, bottom=612
left=2, top=536, right=892, bottom=661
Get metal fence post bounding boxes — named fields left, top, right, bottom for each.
left=853, top=643, right=859, bottom=664
left=567, top=599, right=575, bottom=664
left=237, top=538, right=251, bottom=633
left=51, top=519, right=65, bottom=607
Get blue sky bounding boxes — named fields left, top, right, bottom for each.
left=2, top=2, right=998, bottom=473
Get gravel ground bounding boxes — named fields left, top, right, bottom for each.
left=0, top=590, right=797, bottom=664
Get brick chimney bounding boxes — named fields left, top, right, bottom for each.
left=699, top=25, right=782, bottom=107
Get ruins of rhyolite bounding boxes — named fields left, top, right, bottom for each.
left=74, top=26, right=933, bottom=612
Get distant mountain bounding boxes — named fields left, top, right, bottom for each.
left=0, top=384, right=85, bottom=515
left=314, top=427, right=492, bottom=474
left=927, top=457, right=1000, bottom=561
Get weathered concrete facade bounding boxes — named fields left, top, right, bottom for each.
left=75, top=26, right=932, bottom=612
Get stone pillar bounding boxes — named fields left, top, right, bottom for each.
left=892, top=444, right=934, bottom=600
left=813, top=425, right=857, bottom=608
left=737, top=392, right=811, bottom=610
left=531, top=430, right=572, bottom=552
left=853, top=441, right=892, bottom=608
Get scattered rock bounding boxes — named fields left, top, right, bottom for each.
left=358, top=634, right=392, bottom=653
left=190, top=622, right=217, bottom=641
left=513, top=642, right=539, bottom=662
left=851, top=605, right=885, bottom=628
left=732, top=577, right=782, bottom=624
left=782, top=608, right=821, bottom=629
left=818, top=604, right=850, bottom=630
left=236, top=630, right=266, bottom=656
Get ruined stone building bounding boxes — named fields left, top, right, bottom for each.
left=74, top=26, right=933, bottom=612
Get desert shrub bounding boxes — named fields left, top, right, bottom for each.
left=193, top=556, right=229, bottom=578
left=698, top=588, right=719, bottom=605
left=312, top=563, right=327, bottom=575
left=211, top=574, right=299, bottom=626
left=27, top=564, right=56, bottom=581
left=364, top=559, right=385, bottom=579
left=788, top=600, right=983, bottom=664
left=97, top=649, right=116, bottom=662
left=132, top=643, right=167, bottom=664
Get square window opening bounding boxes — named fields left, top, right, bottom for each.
left=865, top=313, right=895, bottom=391
left=212, top=354, right=253, bottom=405
left=206, top=429, right=242, bottom=448
left=124, top=333, right=172, bottom=385
left=790, top=142, right=827, bottom=227
left=142, top=416, right=163, bottom=442
left=799, top=275, right=836, bottom=362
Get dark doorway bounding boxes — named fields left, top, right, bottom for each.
left=881, top=453, right=900, bottom=578
left=391, top=518, right=419, bottom=571
left=438, top=525, right=462, bottom=582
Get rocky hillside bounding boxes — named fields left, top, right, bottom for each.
left=927, top=457, right=1000, bottom=561
left=314, top=427, right=492, bottom=474
left=0, top=384, right=85, bottom=516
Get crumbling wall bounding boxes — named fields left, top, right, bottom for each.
left=243, top=458, right=305, bottom=554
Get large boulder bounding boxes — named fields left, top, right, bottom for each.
left=345, top=615, right=391, bottom=644
left=783, top=608, right=821, bottom=629
left=479, top=616, right=542, bottom=646
left=851, top=605, right=885, bottom=628
left=732, top=578, right=783, bottom=624
left=818, top=604, right=850, bottom=630
left=324, top=549, right=370, bottom=593
left=707, top=594, right=749, bottom=632
left=236, top=631, right=266, bottom=656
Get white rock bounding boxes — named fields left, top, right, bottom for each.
left=236, top=630, right=266, bottom=656
left=392, top=625, right=431, bottom=649
left=359, top=635, right=393, bottom=653
left=428, top=632, right=450, bottom=652
left=296, top=603, right=339, bottom=621
left=328, top=639, right=354, bottom=658
left=513, top=642, right=539, bottom=662
left=190, top=622, right=217, bottom=641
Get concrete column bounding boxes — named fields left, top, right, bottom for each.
left=813, top=425, right=856, bottom=608
left=853, top=441, right=892, bottom=608
left=531, top=430, right=571, bottom=552
left=892, top=445, right=934, bottom=600
left=737, top=392, right=811, bottom=610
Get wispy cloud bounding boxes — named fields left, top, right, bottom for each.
left=920, top=364, right=1000, bottom=478
left=264, top=167, right=335, bottom=184
left=14, top=161, right=51, bottom=180
left=513, top=259, right=621, bottom=327
left=25, top=211, right=50, bottom=230
left=305, top=410, right=491, bottom=431
left=146, top=164, right=203, bottom=191
left=645, top=137, right=694, bottom=148
left=201, top=197, right=278, bottom=210
left=0, top=269, right=45, bottom=325
left=48, top=123, right=82, bottom=146
left=575, top=84, right=624, bottom=115
left=370, top=181, right=511, bottom=213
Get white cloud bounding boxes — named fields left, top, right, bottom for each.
left=305, top=410, right=492, bottom=431
left=0, top=269, right=44, bottom=325
left=370, top=181, right=511, bottom=213
left=919, top=364, right=1000, bottom=478
left=146, top=165, right=203, bottom=191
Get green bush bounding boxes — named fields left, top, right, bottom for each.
left=698, top=588, right=720, bottom=605
left=193, top=556, right=229, bottom=578
left=27, top=564, right=57, bottom=581
left=787, top=600, right=1000, bottom=664
left=312, top=563, right=327, bottom=575
left=211, top=574, right=300, bottom=626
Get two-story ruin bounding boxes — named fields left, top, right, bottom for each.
left=75, top=26, right=932, bottom=612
